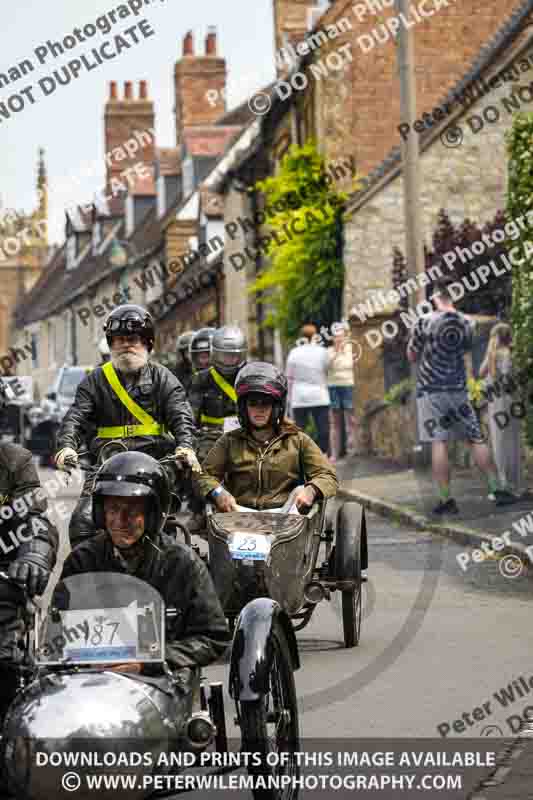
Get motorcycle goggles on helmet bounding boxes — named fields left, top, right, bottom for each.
left=104, top=305, right=155, bottom=352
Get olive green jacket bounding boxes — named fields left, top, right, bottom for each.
left=195, top=422, right=338, bottom=510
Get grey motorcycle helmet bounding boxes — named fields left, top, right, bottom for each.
left=211, top=326, right=248, bottom=380
left=235, top=361, right=288, bottom=431
left=176, top=330, right=195, bottom=364
left=189, top=327, right=216, bottom=371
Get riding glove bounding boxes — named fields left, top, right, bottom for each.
left=174, top=447, right=202, bottom=474
left=8, top=556, right=50, bottom=597
left=55, top=447, right=78, bottom=471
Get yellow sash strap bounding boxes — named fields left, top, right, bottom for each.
left=97, top=361, right=166, bottom=438
left=209, top=367, right=237, bottom=403
left=200, top=414, right=225, bottom=425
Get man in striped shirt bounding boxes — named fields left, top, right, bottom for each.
left=407, top=280, right=516, bottom=514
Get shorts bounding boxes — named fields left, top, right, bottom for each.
left=328, top=386, right=353, bottom=410
left=416, top=390, right=486, bottom=444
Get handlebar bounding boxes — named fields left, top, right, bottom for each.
left=59, top=446, right=192, bottom=475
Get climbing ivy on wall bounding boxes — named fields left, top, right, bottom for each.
left=250, top=140, right=361, bottom=341
left=505, top=112, right=533, bottom=445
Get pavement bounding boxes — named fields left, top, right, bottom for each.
left=335, top=452, right=533, bottom=578
left=335, top=452, right=533, bottom=798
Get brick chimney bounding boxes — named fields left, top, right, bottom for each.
left=273, top=0, right=324, bottom=76
left=104, top=80, right=156, bottom=190
left=174, top=27, right=227, bottom=147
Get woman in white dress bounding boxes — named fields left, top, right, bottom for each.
left=479, top=323, right=523, bottom=497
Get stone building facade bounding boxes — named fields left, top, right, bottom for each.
left=344, top=18, right=533, bottom=422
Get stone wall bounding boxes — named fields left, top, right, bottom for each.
left=343, top=40, right=533, bottom=314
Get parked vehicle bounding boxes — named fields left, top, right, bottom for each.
left=27, top=365, right=92, bottom=465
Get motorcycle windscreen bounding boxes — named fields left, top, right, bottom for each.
left=35, top=571, right=165, bottom=666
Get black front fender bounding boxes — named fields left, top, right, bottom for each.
left=336, top=501, right=368, bottom=576
left=229, top=597, right=299, bottom=702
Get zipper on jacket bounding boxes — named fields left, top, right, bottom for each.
left=255, top=433, right=284, bottom=510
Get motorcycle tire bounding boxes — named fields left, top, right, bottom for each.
left=341, top=581, right=362, bottom=648
left=238, top=621, right=299, bottom=800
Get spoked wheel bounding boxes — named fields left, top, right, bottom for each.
left=238, top=621, right=299, bottom=799
left=342, top=572, right=362, bottom=648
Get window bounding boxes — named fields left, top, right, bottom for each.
left=92, top=222, right=102, bottom=255
left=157, top=175, right=166, bottom=218
left=66, top=234, right=77, bottom=270
left=182, top=156, right=194, bottom=197
left=64, top=313, right=71, bottom=364
left=47, top=321, right=55, bottom=366
left=31, top=333, right=39, bottom=369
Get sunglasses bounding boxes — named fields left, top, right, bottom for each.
left=247, top=396, right=273, bottom=408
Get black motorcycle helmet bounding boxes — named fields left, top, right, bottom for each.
left=176, top=330, right=195, bottom=364
left=92, top=452, right=170, bottom=542
left=235, top=362, right=288, bottom=431
left=189, top=327, right=216, bottom=371
left=211, top=326, right=248, bottom=381
left=103, top=304, right=155, bottom=352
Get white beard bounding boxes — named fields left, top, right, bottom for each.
left=111, top=350, right=149, bottom=375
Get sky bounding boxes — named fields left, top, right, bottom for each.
left=0, top=0, right=276, bottom=243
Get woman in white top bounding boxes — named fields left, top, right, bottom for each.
left=479, top=322, right=522, bottom=497
left=327, top=325, right=356, bottom=463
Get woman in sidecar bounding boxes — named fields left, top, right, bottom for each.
left=195, top=361, right=338, bottom=515
left=195, top=362, right=367, bottom=648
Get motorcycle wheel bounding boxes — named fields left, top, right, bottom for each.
left=341, top=578, right=362, bottom=648
left=336, top=502, right=364, bottom=648
left=239, top=621, right=300, bottom=800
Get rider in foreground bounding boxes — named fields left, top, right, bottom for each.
left=195, top=362, right=338, bottom=513
left=0, top=379, right=59, bottom=723
left=59, top=451, right=231, bottom=673
left=54, top=304, right=199, bottom=548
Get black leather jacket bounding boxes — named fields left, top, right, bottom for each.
left=60, top=532, right=230, bottom=669
left=57, top=361, right=196, bottom=459
left=189, top=368, right=238, bottom=462
left=174, top=362, right=193, bottom=396
left=0, top=443, right=58, bottom=568
left=189, top=368, right=237, bottom=427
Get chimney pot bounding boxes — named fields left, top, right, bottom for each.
left=205, top=27, right=217, bottom=55
left=124, top=81, right=133, bottom=99
left=109, top=81, right=118, bottom=100
left=183, top=30, right=194, bottom=55
left=139, top=80, right=148, bottom=99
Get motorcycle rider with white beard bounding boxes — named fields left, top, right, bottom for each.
left=54, top=305, right=198, bottom=548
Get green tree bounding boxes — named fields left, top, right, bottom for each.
left=505, top=112, right=533, bottom=444
left=250, top=141, right=361, bottom=341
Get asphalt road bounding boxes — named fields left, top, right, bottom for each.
left=42, top=467, right=533, bottom=797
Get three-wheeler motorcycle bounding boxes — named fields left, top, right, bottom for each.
left=206, top=491, right=368, bottom=648
left=0, top=570, right=300, bottom=800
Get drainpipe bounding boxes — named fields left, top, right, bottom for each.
left=249, top=185, right=265, bottom=360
